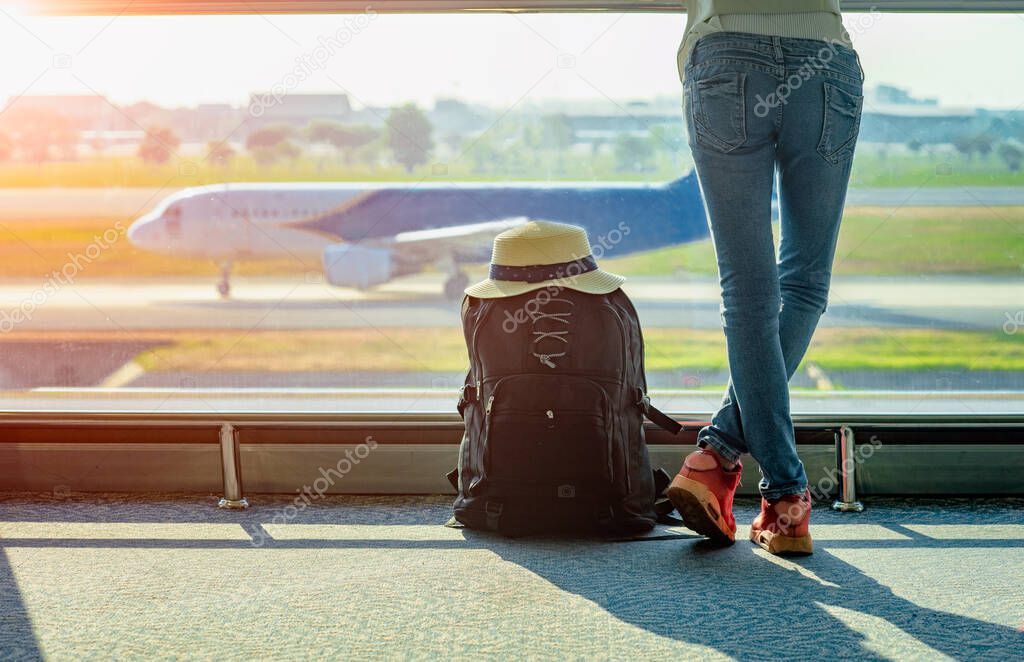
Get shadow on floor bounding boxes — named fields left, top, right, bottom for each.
left=0, top=549, right=43, bottom=662
left=0, top=493, right=1021, bottom=660
left=480, top=530, right=1024, bottom=660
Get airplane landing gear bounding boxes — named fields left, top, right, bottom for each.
left=217, top=262, right=232, bottom=299
left=443, top=271, right=469, bottom=301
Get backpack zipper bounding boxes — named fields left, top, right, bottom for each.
left=467, top=302, right=494, bottom=486
left=601, top=301, right=632, bottom=492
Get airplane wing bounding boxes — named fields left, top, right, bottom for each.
left=322, top=217, right=528, bottom=293
left=387, top=217, right=529, bottom=263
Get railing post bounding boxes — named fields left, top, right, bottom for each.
left=218, top=423, right=249, bottom=509
left=832, top=424, right=864, bottom=512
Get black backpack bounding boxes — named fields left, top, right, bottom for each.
left=448, top=286, right=681, bottom=536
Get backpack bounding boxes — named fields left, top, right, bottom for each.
left=448, top=286, right=681, bottom=536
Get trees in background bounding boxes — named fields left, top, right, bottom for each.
left=306, top=120, right=380, bottom=165
left=246, top=124, right=300, bottom=165
left=953, top=132, right=995, bottom=162
left=387, top=104, right=433, bottom=173
left=138, top=126, right=180, bottom=165
left=614, top=134, right=655, bottom=172
left=999, top=142, right=1023, bottom=172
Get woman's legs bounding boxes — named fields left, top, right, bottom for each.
left=687, top=78, right=808, bottom=501
left=686, top=34, right=864, bottom=501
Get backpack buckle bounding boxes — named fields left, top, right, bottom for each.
left=459, top=382, right=478, bottom=403
left=635, top=387, right=650, bottom=412
left=457, top=381, right=480, bottom=419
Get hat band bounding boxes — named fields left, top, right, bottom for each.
left=489, top=256, right=597, bottom=283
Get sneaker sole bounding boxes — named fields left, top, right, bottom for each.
left=750, top=528, right=814, bottom=556
left=666, top=474, right=735, bottom=544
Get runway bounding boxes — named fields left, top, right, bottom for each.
left=0, top=273, right=1019, bottom=393
left=0, top=273, right=1016, bottom=333
left=2, top=184, right=1024, bottom=220
left=0, top=185, right=1020, bottom=394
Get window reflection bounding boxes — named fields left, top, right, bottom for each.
left=0, top=11, right=1020, bottom=412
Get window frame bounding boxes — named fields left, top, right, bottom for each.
left=27, top=0, right=1024, bottom=15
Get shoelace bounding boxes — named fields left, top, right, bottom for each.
left=529, top=298, right=574, bottom=368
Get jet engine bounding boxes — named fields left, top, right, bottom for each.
left=322, top=244, right=393, bottom=290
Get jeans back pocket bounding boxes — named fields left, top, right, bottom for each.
left=817, top=82, right=863, bottom=165
left=689, top=71, right=747, bottom=154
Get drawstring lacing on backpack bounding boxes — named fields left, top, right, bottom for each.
left=529, top=297, right=574, bottom=368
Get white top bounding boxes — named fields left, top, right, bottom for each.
left=677, top=1, right=852, bottom=82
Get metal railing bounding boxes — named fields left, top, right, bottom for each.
left=1, top=410, right=1022, bottom=508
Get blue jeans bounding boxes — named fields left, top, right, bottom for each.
left=682, top=32, right=864, bottom=500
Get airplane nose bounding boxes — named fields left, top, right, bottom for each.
left=127, top=217, right=158, bottom=247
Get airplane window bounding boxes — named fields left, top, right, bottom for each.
left=0, top=7, right=1020, bottom=417
left=166, top=205, right=182, bottom=238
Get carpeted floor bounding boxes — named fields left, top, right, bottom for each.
left=0, top=493, right=1022, bottom=661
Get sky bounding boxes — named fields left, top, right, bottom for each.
left=1, top=8, right=1023, bottom=111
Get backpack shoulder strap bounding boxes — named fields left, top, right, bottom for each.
left=635, top=387, right=682, bottom=435
left=653, top=467, right=683, bottom=525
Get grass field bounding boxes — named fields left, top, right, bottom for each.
left=1, top=152, right=1022, bottom=188
left=0, top=216, right=312, bottom=279
left=87, top=326, right=1020, bottom=377
left=602, top=206, right=1024, bottom=276
left=0, top=206, right=1021, bottom=280
left=0, top=155, right=688, bottom=188
left=848, top=153, right=1024, bottom=188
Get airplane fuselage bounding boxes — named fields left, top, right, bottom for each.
left=127, top=175, right=708, bottom=265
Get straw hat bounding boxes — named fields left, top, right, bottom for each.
left=465, top=220, right=625, bottom=299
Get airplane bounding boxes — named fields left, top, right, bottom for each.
left=126, top=173, right=711, bottom=300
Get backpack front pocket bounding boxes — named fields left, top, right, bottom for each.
left=480, top=374, right=614, bottom=493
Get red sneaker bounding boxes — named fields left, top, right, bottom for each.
left=750, top=489, right=813, bottom=555
left=666, top=448, right=742, bottom=544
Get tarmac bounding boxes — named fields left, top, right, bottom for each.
left=0, top=272, right=1018, bottom=392
left=0, top=274, right=1016, bottom=333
